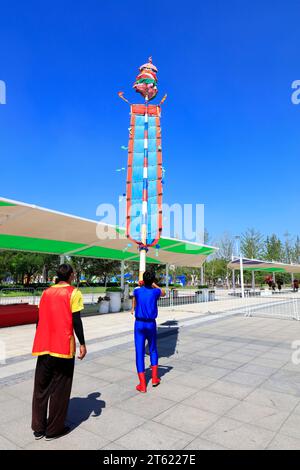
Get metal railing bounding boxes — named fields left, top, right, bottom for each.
left=244, top=292, right=300, bottom=321
left=0, top=287, right=45, bottom=306
left=1, top=286, right=298, bottom=321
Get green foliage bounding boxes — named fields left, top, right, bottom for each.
left=264, top=234, right=284, bottom=261
left=106, top=286, right=122, bottom=292
left=241, top=228, right=264, bottom=259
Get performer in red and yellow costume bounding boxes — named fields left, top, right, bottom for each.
left=31, top=264, right=87, bottom=440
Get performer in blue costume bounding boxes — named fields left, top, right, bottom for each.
left=131, top=271, right=166, bottom=393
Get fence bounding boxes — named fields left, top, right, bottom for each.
left=0, top=287, right=45, bottom=306
left=244, top=293, right=300, bottom=321
left=1, top=286, right=299, bottom=321
left=158, top=289, right=300, bottom=321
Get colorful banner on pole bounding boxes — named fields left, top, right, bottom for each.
left=126, top=103, right=163, bottom=247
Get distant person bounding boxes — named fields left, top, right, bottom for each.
left=266, top=277, right=276, bottom=291
left=277, top=279, right=283, bottom=291
left=131, top=271, right=166, bottom=393
left=31, top=264, right=87, bottom=440
left=293, top=279, right=299, bottom=292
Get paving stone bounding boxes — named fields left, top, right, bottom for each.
left=25, top=426, right=109, bottom=450
left=245, top=388, right=300, bottom=412
left=79, top=407, right=145, bottom=441
left=75, top=360, right=109, bottom=376
left=194, top=365, right=230, bottom=379
left=0, top=434, right=20, bottom=450
left=184, top=437, right=228, bottom=450
left=224, top=371, right=267, bottom=387
left=92, top=355, right=129, bottom=367
left=226, top=401, right=290, bottom=431
left=267, top=433, right=300, bottom=450
left=116, top=393, right=176, bottom=419
left=236, top=363, right=278, bottom=378
left=201, top=417, right=275, bottom=450
left=220, top=353, right=254, bottom=364
left=114, top=421, right=194, bottom=450
left=206, top=380, right=255, bottom=400
left=280, top=412, right=300, bottom=439
left=182, top=389, right=240, bottom=415
left=207, top=358, right=242, bottom=371
left=96, top=383, right=137, bottom=408
left=169, top=372, right=217, bottom=390
left=91, top=368, right=135, bottom=383
left=3, top=379, right=34, bottom=403
left=100, top=441, right=128, bottom=450
left=0, top=414, right=34, bottom=447
left=250, top=357, right=288, bottom=368
left=0, top=397, right=30, bottom=424
left=71, top=376, right=111, bottom=396
left=153, top=403, right=219, bottom=436
left=150, top=381, right=198, bottom=402
left=261, top=376, right=300, bottom=397
left=0, top=389, right=15, bottom=403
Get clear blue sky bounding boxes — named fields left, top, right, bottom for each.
left=1, top=0, right=299, bottom=243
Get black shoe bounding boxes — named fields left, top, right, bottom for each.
left=33, top=431, right=45, bottom=440
left=45, top=426, right=71, bottom=441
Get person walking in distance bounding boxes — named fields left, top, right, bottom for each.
left=31, top=264, right=87, bottom=440
left=131, top=271, right=166, bottom=393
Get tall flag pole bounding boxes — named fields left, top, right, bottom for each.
left=119, top=57, right=166, bottom=281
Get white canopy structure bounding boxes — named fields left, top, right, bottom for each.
left=0, top=197, right=217, bottom=268
left=228, top=257, right=300, bottom=274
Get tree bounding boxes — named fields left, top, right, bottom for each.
left=216, top=232, right=234, bottom=260
left=85, top=259, right=121, bottom=285
left=283, top=231, right=295, bottom=263
left=70, top=257, right=92, bottom=285
left=12, top=253, right=45, bottom=285
left=42, top=255, right=60, bottom=282
left=205, top=258, right=228, bottom=285
left=241, top=228, right=264, bottom=259
left=294, top=236, right=300, bottom=263
left=0, top=251, right=14, bottom=282
left=263, top=234, right=284, bottom=262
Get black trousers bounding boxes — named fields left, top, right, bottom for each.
left=32, top=354, right=75, bottom=436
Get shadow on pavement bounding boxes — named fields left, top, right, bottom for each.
left=67, top=392, right=106, bottom=430
left=144, top=320, right=179, bottom=384
left=145, top=365, right=173, bottom=385
left=157, top=320, right=179, bottom=358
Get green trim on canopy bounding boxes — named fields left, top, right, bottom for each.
left=164, top=244, right=214, bottom=255
left=72, top=246, right=161, bottom=264
left=0, top=202, right=16, bottom=207
left=0, top=234, right=85, bottom=254
left=245, top=267, right=286, bottom=273
left=115, top=229, right=214, bottom=255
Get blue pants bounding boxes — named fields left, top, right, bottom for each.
left=134, top=320, right=158, bottom=373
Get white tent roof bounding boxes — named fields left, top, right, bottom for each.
left=228, top=257, right=300, bottom=274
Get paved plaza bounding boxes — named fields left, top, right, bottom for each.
left=1, top=296, right=300, bottom=450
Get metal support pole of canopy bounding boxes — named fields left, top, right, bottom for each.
left=166, top=264, right=170, bottom=295
left=121, top=260, right=125, bottom=291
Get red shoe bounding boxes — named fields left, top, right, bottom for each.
left=151, top=365, right=161, bottom=387
left=136, top=372, right=147, bottom=393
